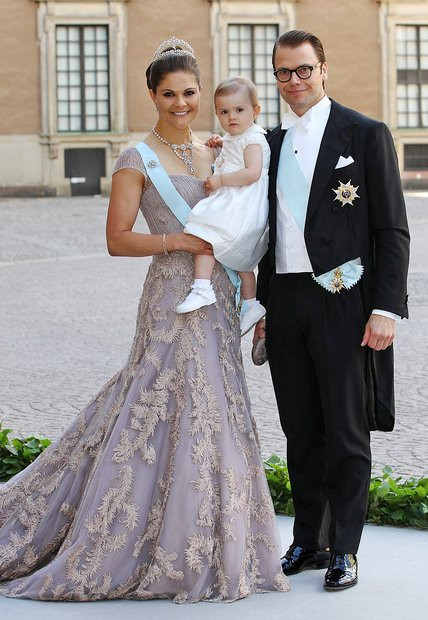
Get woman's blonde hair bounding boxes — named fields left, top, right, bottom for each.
left=214, top=76, right=259, bottom=108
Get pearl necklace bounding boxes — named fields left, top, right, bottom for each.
left=151, top=126, right=195, bottom=175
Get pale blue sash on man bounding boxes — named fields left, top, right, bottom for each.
left=135, top=142, right=241, bottom=306
left=277, top=127, right=363, bottom=293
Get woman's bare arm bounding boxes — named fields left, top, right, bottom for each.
left=106, top=168, right=213, bottom=257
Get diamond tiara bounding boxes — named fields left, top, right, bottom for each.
left=153, top=37, right=195, bottom=61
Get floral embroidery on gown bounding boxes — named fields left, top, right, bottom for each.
left=0, top=147, right=289, bottom=603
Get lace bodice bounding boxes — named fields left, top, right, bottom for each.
left=113, top=147, right=206, bottom=235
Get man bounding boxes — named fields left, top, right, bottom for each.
left=255, top=30, right=409, bottom=590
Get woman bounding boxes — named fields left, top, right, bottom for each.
left=0, top=38, right=288, bottom=602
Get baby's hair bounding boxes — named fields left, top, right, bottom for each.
left=214, top=76, right=259, bottom=108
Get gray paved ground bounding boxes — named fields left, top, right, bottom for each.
left=0, top=517, right=427, bottom=620
left=0, top=194, right=427, bottom=478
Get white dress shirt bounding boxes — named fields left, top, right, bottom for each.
left=276, top=96, right=331, bottom=274
left=275, top=95, right=399, bottom=320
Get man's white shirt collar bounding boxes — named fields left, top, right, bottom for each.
left=281, top=95, right=331, bottom=131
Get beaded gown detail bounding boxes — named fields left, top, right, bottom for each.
left=0, top=147, right=289, bottom=603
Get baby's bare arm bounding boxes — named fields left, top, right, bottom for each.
left=204, top=144, right=263, bottom=192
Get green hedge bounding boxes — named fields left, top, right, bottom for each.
left=265, top=455, right=428, bottom=529
left=1, top=424, right=427, bottom=529
left=0, top=423, right=51, bottom=482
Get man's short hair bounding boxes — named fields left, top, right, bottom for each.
left=272, top=30, right=326, bottom=68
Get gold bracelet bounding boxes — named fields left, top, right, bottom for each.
left=162, top=233, right=169, bottom=256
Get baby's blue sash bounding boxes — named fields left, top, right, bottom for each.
left=277, top=129, right=363, bottom=293
left=135, top=142, right=241, bottom=305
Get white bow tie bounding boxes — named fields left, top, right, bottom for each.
left=281, top=112, right=312, bottom=131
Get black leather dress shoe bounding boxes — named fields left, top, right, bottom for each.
left=324, top=553, right=358, bottom=590
left=281, top=544, right=330, bottom=575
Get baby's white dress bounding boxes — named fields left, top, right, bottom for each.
left=184, top=123, right=270, bottom=272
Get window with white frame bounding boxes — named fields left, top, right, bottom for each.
left=396, top=25, right=428, bottom=128
left=56, top=25, right=110, bottom=132
left=228, top=24, right=280, bottom=128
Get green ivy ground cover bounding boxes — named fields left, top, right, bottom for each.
left=265, top=455, right=428, bottom=529
left=0, top=423, right=52, bottom=482
left=1, top=424, right=427, bottom=529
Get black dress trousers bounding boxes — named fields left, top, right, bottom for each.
left=266, top=273, right=371, bottom=554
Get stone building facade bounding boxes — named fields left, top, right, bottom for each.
left=0, top=0, right=427, bottom=195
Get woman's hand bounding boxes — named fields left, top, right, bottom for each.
left=169, top=233, right=213, bottom=255
left=205, top=134, right=223, bottom=148
left=253, top=319, right=266, bottom=344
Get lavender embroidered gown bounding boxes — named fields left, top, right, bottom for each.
left=0, top=147, right=289, bottom=603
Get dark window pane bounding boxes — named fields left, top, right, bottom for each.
left=404, top=144, right=428, bottom=169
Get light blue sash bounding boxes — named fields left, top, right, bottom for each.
left=135, top=142, right=241, bottom=305
left=277, top=127, right=310, bottom=232
left=277, top=128, right=363, bottom=293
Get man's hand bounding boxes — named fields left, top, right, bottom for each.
left=205, top=134, right=223, bottom=148
left=204, top=175, right=222, bottom=193
left=361, top=314, right=395, bottom=351
left=253, top=319, right=266, bottom=344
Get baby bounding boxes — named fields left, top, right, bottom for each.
left=177, top=76, right=269, bottom=336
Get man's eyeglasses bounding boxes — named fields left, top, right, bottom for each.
left=273, top=63, right=322, bottom=83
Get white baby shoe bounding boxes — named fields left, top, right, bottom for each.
left=240, top=300, right=266, bottom=336
left=176, top=285, right=217, bottom=314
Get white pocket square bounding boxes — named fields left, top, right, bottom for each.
left=335, top=155, right=354, bottom=169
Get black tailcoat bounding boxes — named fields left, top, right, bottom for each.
left=257, top=99, right=410, bottom=431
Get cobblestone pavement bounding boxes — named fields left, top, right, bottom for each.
left=0, top=194, right=427, bottom=478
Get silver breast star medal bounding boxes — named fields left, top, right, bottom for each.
left=333, top=180, right=360, bottom=206
left=331, top=268, right=344, bottom=293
